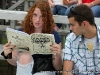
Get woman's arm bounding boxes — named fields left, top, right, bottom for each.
left=3, top=42, right=20, bottom=66
left=84, top=0, right=100, bottom=7
left=50, top=42, right=63, bottom=70
left=91, top=0, right=100, bottom=6
left=7, top=50, right=19, bottom=66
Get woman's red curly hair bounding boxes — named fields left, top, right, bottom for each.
left=21, top=0, right=55, bottom=34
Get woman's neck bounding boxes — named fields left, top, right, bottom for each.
left=34, top=28, right=42, bottom=33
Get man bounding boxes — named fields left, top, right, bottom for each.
left=62, top=4, right=100, bottom=75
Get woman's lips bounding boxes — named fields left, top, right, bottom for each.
left=35, top=23, right=40, bottom=26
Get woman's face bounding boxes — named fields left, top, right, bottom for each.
left=32, top=7, right=43, bottom=30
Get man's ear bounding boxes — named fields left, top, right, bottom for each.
left=82, top=21, right=87, bottom=27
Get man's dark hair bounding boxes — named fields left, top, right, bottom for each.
left=68, top=4, right=95, bottom=26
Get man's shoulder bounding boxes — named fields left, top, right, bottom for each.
left=67, top=32, right=76, bottom=39
left=66, top=32, right=80, bottom=42
left=96, top=25, right=100, bottom=32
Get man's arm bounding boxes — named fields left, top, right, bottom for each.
left=62, top=60, right=73, bottom=75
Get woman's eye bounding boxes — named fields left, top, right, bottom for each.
left=40, top=16, right=42, bottom=18
left=33, top=14, right=37, bottom=16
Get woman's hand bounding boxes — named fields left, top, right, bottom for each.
left=50, top=43, right=61, bottom=55
left=50, top=43, right=62, bottom=70
left=3, top=42, right=16, bottom=56
left=65, top=0, right=77, bottom=5
left=51, top=3, right=55, bottom=7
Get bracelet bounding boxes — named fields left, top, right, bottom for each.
left=1, top=51, right=8, bottom=59
left=91, top=2, right=94, bottom=6
left=1, top=51, right=12, bottom=59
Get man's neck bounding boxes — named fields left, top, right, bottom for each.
left=83, top=25, right=97, bottom=39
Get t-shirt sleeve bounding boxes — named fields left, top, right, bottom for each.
left=53, top=31, right=61, bottom=44
left=17, top=28, right=22, bottom=31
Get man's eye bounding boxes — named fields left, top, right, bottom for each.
left=70, top=24, right=74, bottom=26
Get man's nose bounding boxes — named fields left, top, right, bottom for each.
left=69, top=26, right=73, bottom=31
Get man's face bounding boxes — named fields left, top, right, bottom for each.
left=68, top=17, right=85, bottom=36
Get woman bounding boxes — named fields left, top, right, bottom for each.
left=1, top=0, right=62, bottom=75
